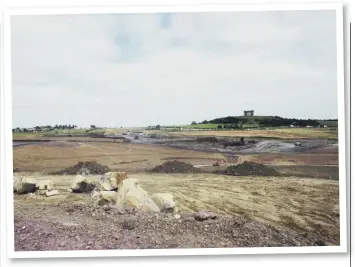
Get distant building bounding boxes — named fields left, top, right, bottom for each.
left=244, top=110, right=254, bottom=116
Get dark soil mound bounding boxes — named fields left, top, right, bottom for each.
left=219, top=161, right=280, bottom=176
left=150, top=160, right=202, bottom=174
left=50, top=161, right=110, bottom=175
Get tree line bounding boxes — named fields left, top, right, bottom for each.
left=197, top=116, right=335, bottom=128
left=13, top=124, right=78, bottom=133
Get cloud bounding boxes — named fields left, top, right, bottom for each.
left=11, top=10, right=338, bottom=128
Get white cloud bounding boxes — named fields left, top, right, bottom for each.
left=11, top=10, right=338, bottom=128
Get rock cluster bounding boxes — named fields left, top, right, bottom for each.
left=13, top=171, right=179, bottom=215
left=13, top=177, right=59, bottom=197
left=71, top=171, right=179, bottom=214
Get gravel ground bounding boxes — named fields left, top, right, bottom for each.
left=14, top=199, right=332, bottom=251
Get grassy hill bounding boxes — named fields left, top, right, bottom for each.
left=180, top=116, right=338, bottom=130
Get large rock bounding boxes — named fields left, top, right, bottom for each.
left=70, top=175, right=96, bottom=193
left=99, top=172, right=128, bottom=191
left=151, top=193, right=176, bottom=213
left=13, top=177, right=37, bottom=194
left=116, top=178, right=160, bottom=213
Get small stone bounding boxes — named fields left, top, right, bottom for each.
left=194, top=211, right=217, bottom=221
left=92, top=213, right=96, bottom=217
left=22, top=226, right=26, bottom=230
left=122, top=220, right=135, bottom=230
left=174, top=214, right=181, bottom=219
left=315, top=240, right=327, bottom=246
left=45, top=190, right=59, bottom=197
left=103, top=205, right=110, bottom=211
left=232, top=229, right=238, bottom=237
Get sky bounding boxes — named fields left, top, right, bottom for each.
left=11, top=10, right=338, bottom=128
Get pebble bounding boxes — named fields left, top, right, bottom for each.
left=103, top=205, right=110, bottom=211
left=174, top=214, right=181, bottom=219
left=21, top=226, right=26, bottom=230
left=194, top=211, right=217, bottom=221
left=122, top=220, right=135, bottom=230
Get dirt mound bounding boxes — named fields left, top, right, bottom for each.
left=220, top=161, right=280, bottom=176
left=150, top=160, right=202, bottom=174
left=50, top=161, right=110, bottom=175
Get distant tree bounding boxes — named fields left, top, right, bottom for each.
left=191, top=121, right=197, bottom=125
left=156, top=125, right=161, bottom=130
left=217, top=125, right=223, bottom=129
left=202, top=120, right=208, bottom=124
left=90, top=125, right=96, bottom=129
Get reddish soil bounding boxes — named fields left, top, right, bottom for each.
left=14, top=201, right=333, bottom=251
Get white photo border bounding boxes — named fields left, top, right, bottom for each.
left=2, top=1, right=347, bottom=259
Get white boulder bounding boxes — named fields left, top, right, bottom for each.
left=151, top=193, right=177, bottom=213
left=70, top=175, right=96, bottom=193
left=13, top=177, right=37, bottom=194
left=116, top=178, right=160, bottom=213
left=99, top=172, right=128, bottom=191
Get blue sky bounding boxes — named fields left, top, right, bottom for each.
left=11, top=10, right=338, bottom=128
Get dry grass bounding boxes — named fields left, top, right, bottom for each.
left=17, top=172, right=340, bottom=243
left=170, top=128, right=338, bottom=140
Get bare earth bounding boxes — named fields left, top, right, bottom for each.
left=13, top=136, right=340, bottom=250
left=13, top=142, right=338, bottom=172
